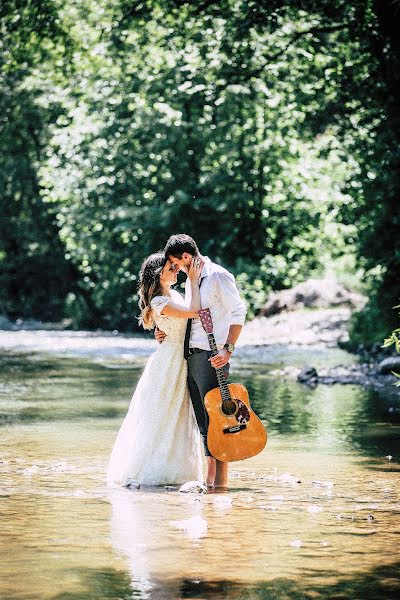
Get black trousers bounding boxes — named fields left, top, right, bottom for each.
left=187, top=350, right=230, bottom=457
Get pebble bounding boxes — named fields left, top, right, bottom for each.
left=290, top=539, right=303, bottom=548
left=212, top=496, right=233, bottom=508
left=278, top=473, right=301, bottom=484
left=312, top=480, right=334, bottom=488
left=22, top=465, right=41, bottom=475
left=260, top=473, right=301, bottom=484
left=241, top=496, right=255, bottom=503
left=50, top=462, right=75, bottom=472
left=123, top=479, right=140, bottom=490
left=179, top=481, right=207, bottom=494
left=171, top=516, right=208, bottom=538
left=307, top=504, right=324, bottom=514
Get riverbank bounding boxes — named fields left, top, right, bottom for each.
left=239, top=306, right=352, bottom=347
left=239, top=307, right=399, bottom=391
left=1, top=307, right=399, bottom=392
left=0, top=306, right=353, bottom=344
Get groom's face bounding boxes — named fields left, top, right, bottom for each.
left=167, top=252, right=192, bottom=274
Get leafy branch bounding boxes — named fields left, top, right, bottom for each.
left=382, top=305, right=400, bottom=385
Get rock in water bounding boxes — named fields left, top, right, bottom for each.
left=179, top=481, right=207, bottom=494
left=171, top=516, right=208, bottom=538
left=297, top=366, right=319, bottom=386
left=213, top=496, right=233, bottom=508
left=123, top=478, right=140, bottom=490
left=378, top=357, right=400, bottom=374
left=307, top=504, right=324, bottom=514
left=277, top=472, right=301, bottom=484
left=312, top=480, right=334, bottom=489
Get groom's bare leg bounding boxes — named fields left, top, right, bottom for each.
left=206, top=458, right=228, bottom=487
left=214, top=460, right=228, bottom=487
left=206, top=457, right=216, bottom=487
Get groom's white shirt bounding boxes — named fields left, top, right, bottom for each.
left=185, top=256, right=247, bottom=351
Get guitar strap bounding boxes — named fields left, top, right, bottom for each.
left=183, top=276, right=204, bottom=360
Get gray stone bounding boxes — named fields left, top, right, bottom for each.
left=0, top=315, right=13, bottom=330
left=123, top=478, right=140, bottom=489
left=378, top=357, right=400, bottom=374
left=297, top=366, right=319, bottom=386
left=178, top=480, right=207, bottom=494
left=262, top=278, right=365, bottom=317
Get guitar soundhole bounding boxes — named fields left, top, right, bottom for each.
left=222, top=399, right=237, bottom=415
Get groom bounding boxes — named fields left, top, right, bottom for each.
left=156, top=234, right=247, bottom=487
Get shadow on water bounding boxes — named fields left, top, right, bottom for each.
left=16, top=405, right=123, bottom=422
left=0, top=352, right=142, bottom=426
left=244, top=376, right=316, bottom=434
left=2, top=352, right=400, bottom=460
left=0, top=353, right=68, bottom=373
left=349, top=387, right=400, bottom=459
left=240, top=372, right=400, bottom=459
left=50, top=563, right=400, bottom=600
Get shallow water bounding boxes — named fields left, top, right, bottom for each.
left=1, top=335, right=400, bottom=600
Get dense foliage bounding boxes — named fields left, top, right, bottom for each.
left=1, top=0, right=399, bottom=338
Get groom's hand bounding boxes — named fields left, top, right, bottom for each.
left=209, top=348, right=231, bottom=369
left=155, top=327, right=166, bottom=343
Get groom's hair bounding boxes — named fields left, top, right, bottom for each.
left=164, top=234, right=199, bottom=258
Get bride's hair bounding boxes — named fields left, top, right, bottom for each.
left=138, top=251, right=167, bottom=330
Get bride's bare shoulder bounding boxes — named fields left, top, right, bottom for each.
left=170, top=289, right=185, bottom=304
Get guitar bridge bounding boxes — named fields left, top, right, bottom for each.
left=223, top=424, right=247, bottom=434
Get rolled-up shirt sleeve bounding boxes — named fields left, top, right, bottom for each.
left=215, top=272, right=247, bottom=326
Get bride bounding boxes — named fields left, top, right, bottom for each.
left=107, top=252, right=204, bottom=486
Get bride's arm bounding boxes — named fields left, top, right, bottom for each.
left=160, top=303, right=199, bottom=319
left=161, top=257, right=203, bottom=319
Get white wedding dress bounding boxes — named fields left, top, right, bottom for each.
left=107, top=290, right=203, bottom=486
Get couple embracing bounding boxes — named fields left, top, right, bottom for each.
left=107, top=234, right=246, bottom=488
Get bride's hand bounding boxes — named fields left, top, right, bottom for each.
left=188, top=257, right=204, bottom=282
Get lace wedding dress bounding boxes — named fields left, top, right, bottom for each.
left=107, top=290, right=203, bottom=486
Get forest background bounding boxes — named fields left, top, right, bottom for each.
left=1, top=0, right=399, bottom=347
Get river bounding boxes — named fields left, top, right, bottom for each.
left=0, top=330, right=399, bottom=599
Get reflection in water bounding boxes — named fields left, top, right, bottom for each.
left=243, top=371, right=400, bottom=460
left=107, top=479, right=400, bottom=600
left=45, top=563, right=400, bottom=600
left=1, top=350, right=400, bottom=599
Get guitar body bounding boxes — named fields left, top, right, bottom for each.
left=204, top=382, right=267, bottom=462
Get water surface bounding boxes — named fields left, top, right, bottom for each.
left=0, top=337, right=399, bottom=600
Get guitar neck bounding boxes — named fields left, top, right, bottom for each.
left=207, top=333, right=231, bottom=401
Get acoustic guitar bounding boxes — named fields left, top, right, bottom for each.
left=199, top=308, right=267, bottom=462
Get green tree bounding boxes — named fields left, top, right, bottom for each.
left=41, top=0, right=355, bottom=326
left=0, top=0, right=77, bottom=320
left=3, top=0, right=399, bottom=336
